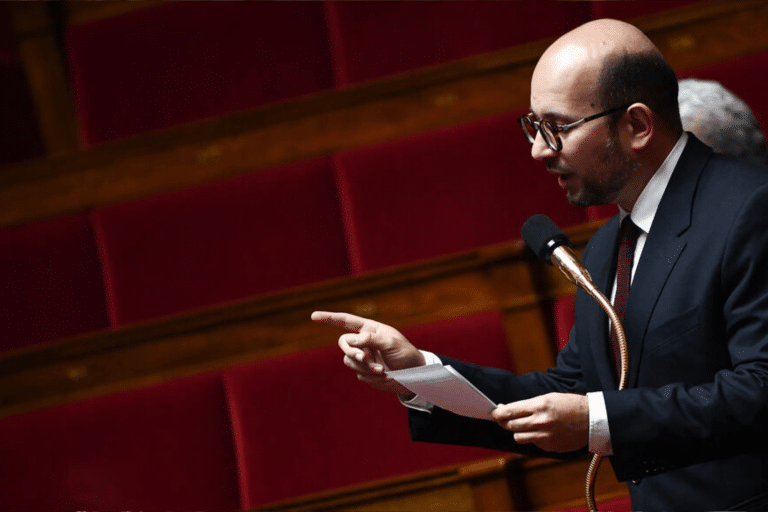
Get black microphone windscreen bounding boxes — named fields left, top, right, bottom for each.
left=521, top=214, right=572, bottom=264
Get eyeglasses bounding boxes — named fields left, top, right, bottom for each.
left=519, top=104, right=631, bottom=152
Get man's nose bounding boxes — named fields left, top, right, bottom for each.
left=530, top=131, right=557, bottom=161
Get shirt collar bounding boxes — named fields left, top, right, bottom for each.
left=619, top=132, right=688, bottom=233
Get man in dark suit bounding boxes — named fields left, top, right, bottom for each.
left=313, top=18, right=768, bottom=510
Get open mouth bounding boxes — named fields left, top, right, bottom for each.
left=557, top=173, right=574, bottom=188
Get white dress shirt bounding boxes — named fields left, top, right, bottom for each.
left=402, top=132, right=689, bottom=456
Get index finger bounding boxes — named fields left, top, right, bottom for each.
left=311, top=311, right=368, bottom=332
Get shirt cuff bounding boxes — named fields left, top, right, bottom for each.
left=397, top=350, right=441, bottom=412
left=587, top=391, right=613, bottom=456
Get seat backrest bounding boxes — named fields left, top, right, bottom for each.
left=93, top=157, right=350, bottom=326
left=0, top=212, right=109, bottom=352
left=0, top=372, right=240, bottom=510
left=334, top=111, right=589, bottom=273
left=225, top=310, right=514, bottom=508
left=67, top=1, right=334, bottom=146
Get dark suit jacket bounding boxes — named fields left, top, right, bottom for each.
left=409, top=135, right=768, bottom=510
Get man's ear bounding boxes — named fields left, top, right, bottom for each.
left=622, top=103, right=654, bottom=150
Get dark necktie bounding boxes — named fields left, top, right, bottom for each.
left=610, top=216, right=640, bottom=376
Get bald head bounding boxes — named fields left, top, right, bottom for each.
left=544, top=18, right=659, bottom=61
left=532, top=19, right=682, bottom=135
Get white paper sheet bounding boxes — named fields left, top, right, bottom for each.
left=387, top=364, right=496, bottom=420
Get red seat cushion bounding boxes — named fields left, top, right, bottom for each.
left=0, top=372, right=240, bottom=510
left=0, top=213, right=109, bottom=352
left=67, top=2, right=334, bottom=146
left=225, top=310, right=512, bottom=508
left=335, top=111, right=588, bottom=273
left=590, top=0, right=702, bottom=21
left=552, top=295, right=577, bottom=352
left=566, top=495, right=633, bottom=511
left=93, top=157, right=350, bottom=326
left=327, top=1, right=590, bottom=85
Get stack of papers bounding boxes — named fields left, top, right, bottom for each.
left=387, top=364, right=496, bottom=420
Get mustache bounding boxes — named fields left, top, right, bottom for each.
left=545, top=159, right=572, bottom=174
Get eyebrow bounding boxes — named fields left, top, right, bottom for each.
left=529, top=109, right=576, bottom=124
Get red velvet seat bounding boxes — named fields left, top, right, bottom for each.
left=552, top=295, right=577, bottom=353
left=326, top=1, right=591, bottom=85
left=0, top=213, right=109, bottom=352
left=567, top=495, right=633, bottom=511
left=0, top=372, right=240, bottom=510
left=589, top=0, right=702, bottom=21
left=66, top=1, right=334, bottom=146
left=224, top=310, right=513, bottom=508
left=93, top=157, right=350, bottom=326
left=334, top=111, right=588, bottom=273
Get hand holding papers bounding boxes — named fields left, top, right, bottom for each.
left=387, top=364, right=497, bottom=420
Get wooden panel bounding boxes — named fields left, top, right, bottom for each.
left=522, top=457, right=629, bottom=511
left=0, top=1, right=765, bottom=229
left=0, top=221, right=600, bottom=419
left=257, top=453, right=631, bottom=512
left=7, top=2, right=78, bottom=156
left=259, top=455, right=526, bottom=512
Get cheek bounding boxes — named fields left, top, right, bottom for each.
left=560, top=131, right=610, bottom=173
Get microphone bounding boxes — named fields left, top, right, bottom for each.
left=521, top=214, right=593, bottom=290
left=522, top=213, right=629, bottom=512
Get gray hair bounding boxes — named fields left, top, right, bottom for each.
left=678, top=78, right=768, bottom=166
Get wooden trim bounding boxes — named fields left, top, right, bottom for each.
left=65, top=1, right=163, bottom=26
left=7, top=2, right=79, bottom=156
left=256, top=455, right=526, bottom=512
left=0, top=1, right=766, bottom=230
left=0, top=221, right=601, bottom=419
left=255, top=454, right=631, bottom=512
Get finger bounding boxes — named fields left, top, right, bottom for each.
left=513, top=431, right=546, bottom=445
left=338, top=333, right=368, bottom=362
left=491, top=404, right=526, bottom=422
left=339, top=332, right=382, bottom=363
left=500, top=416, right=536, bottom=433
left=343, top=354, right=385, bottom=375
left=492, top=398, right=538, bottom=421
left=311, top=311, right=369, bottom=332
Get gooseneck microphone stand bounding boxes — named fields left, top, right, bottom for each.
left=521, top=215, right=629, bottom=512
left=576, top=271, right=628, bottom=512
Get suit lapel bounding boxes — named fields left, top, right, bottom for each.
left=584, top=215, right=623, bottom=390
left=622, top=136, right=712, bottom=387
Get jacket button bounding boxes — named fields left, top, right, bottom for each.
left=631, top=479, right=642, bottom=485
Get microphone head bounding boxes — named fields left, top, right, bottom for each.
left=521, top=214, right=572, bottom=265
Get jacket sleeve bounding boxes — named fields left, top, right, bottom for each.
left=408, top=334, right=590, bottom=459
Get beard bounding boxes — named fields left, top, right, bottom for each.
left=565, top=133, right=638, bottom=207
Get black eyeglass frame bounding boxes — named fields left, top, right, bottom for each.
left=518, top=103, right=632, bottom=151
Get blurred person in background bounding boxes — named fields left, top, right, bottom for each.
left=678, top=77, right=768, bottom=165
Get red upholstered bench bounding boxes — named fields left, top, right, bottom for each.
left=225, top=310, right=513, bottom=508
left=0, top=212, right=109, bottom=353
left=334, top=111, right=589, bottom=273
left=92, top=157, right=350, bottom=326
left=552, top=295, right=577, bottom=353
left=0, top=372, right=240, bottom=510
left=589, top=0, right=703, bottom=21
left=326, top=1, right=591, bottom=85
left=66, top=1, right=334, bottom=146
left=566, top=495, right=633, bottom=511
